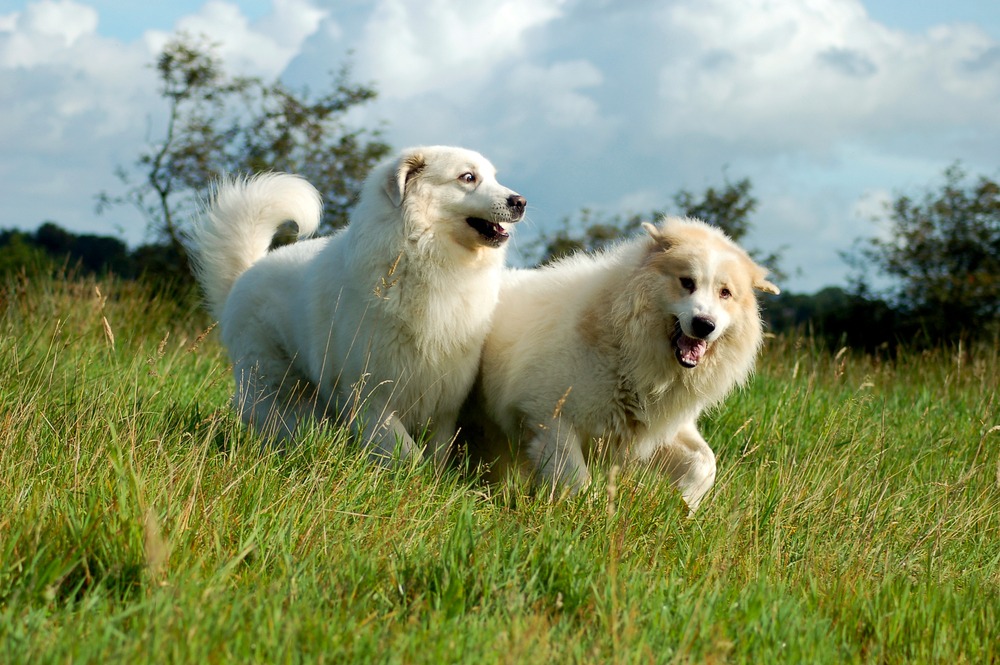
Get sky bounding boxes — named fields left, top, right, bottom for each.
left=1, top=0, right=998, bottom=293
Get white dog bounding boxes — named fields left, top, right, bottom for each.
left=462, top=217, right=778, bottom=511
left=189, top=146, right=526, bottom=463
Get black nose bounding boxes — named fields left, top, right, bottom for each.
left=507, top=194, right=526, bottom=219
left=691, top=316, right=716, bottom=339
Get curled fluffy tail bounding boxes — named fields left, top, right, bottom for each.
left=189, top=173, right=322, bottom=319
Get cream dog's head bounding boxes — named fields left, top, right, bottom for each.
left=642, top=218, right=779, bottom=369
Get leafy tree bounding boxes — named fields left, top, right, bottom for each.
left=673, top=176, right=757, bottom=242
left=98, top=33, right=390, bottom=279
left=538, top=208, right=645, bottom=264
left=765, top=286, right=899, bottom=352
left=0, top=231, right=56, bottom=279
left=0, top=222, right=134, bottom=278
left=536, top=176, right=783, bottom=276
left=34, top=222, right=132, bottom=275
left=846, top=163, right=1000, bottom=341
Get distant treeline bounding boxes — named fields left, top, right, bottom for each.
left=0, top=220, right=973, bottom=354
left=0, top=222, right=190, bottom=288
left=762, top=289, right=901, bottom=353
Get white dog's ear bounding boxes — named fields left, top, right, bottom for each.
left=384, top=151, right=427, bottom=207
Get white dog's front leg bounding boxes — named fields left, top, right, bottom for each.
left=528, top=423, right=591, bottom=500
left=232, top=359, right=311, bottom=445
left=426, top=412, right=459, bottom=470
left=357, top=408, right=419, bottom=465
left=648, top=421, right=717, bottom=513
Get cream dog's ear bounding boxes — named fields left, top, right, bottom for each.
left=754, top=278, right=780, bottom=295
left=641, top=221, right=660, bottom=240
left=642, top=221, right=670, bottom=247
left=384, top=150, right=426, bottom=207
left=643, top=220, right=683, bottom=251
left=753, top=265, right=781, bottom=295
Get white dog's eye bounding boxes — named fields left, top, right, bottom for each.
left=459, top=172, right=477, bottom=184
left=720, top=287, right=732, bottom=300
left=679, top=277, right=695, bottom=293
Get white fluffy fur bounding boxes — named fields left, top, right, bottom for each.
left=462, top=217, right=779, bottom=512
left=189, top=146, right=525, bottom=463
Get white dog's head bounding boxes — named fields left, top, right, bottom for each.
left=642, top=218, right=779, bottom=369
left=381, top=146, right=526, bottom=253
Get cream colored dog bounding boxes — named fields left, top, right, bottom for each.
left=462, top=217, right=778, bottom=511
left=189, top=146, right=526, bottom=463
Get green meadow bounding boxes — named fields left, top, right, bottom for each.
left=1, top=273, right=998, bottom=663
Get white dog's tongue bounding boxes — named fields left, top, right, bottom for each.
left=677, top=334, right=707, bottom=367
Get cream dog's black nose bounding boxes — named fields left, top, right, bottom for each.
left=691, top=316, right=716, bottom=339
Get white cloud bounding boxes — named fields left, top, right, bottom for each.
left=0, top=0, right=99, bottom=67
left=6, top=0, right=95, bottom=43
left=353, top=0, right=565, bottom=98
left=1, top=0, right=998, bottom=290
left=655, top=0, right=1000, bottom=152
left=509, top=60, right=604, bottom=128
left=144, top=0, right=327, bottom=78
left=0, top=0, right=151, bottom=145
left=0, top=0, right=330, bottom=244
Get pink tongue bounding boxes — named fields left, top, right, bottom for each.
left=678, top=335, right=707, bottom=366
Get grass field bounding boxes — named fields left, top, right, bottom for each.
left=1, top=272, right=998, bottom=663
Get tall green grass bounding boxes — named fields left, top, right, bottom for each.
left=1, top=273, right=998, bottom=663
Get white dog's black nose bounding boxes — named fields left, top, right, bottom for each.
left=691, top=316, right=716, bottom=339
left=507, top=194, right=526, bottom=220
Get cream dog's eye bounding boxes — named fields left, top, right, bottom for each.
left=679, top=277, right=695, bottom=292
left=459, top=172, right=476, bottom=184
left=720, top=287, right=732, bottom=299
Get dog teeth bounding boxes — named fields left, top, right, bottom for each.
left=676, top=334, right=707, bottom=367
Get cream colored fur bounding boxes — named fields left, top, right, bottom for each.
left=462, top=217, right=778, bottom=511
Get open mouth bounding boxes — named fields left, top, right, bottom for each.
left=673, top=331, right=708, bottom=369
left=466, top=217, right=509, bottom=247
